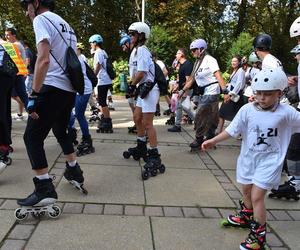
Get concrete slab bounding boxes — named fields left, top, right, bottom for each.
left=208, top=147, right=240, bottom=170
left=0, top=211, right=15, bottom=243
left=152, top=217, right=247, bottom=250
left=58, top=142, right=140, bottom=167
left=268, top=221, right=300, bottom=250
left=145, top=169, right=234, bottom=207
left=0, top=159, right=37, bottom=199
left=226, top=170, right=300, bottom=210
left=26, top=215, right=153, bottom=250
left=56, top=164, right=145, bottom=204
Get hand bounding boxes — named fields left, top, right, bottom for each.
left=201, top=139, right=215, bottom=151
left=27, top=91, right=39, bottom=119
left=178, top=89, right=185, bottom=99
left=127, top=84, right=136, bottom=95
left=288, top=76, right=297, bottom=86
left=223, top=94, right=231, bottom=103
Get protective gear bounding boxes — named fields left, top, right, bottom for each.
left=76, top=43, right=85, bottom=50
left=290, top=16, right=300, bottom=38
left=190, top=39, right=207, bottom=50
left=128, top=22, right=150, bottom=39
left=248, top=52, right=261, bottom=63
left=26, top=91, right=39, bottom=114
left=119, top=35, right=131, bottom=46
left=89, top=34, right=103, bottom=44
left=252, top=68, right=287, bottom=92
left=290, top=44, right=300, bottom=55
left=253, top=34, right=272, bottom=50
left=20, top=0, right=55, bottom=11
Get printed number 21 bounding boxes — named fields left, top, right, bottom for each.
left=267, top=128, right=278, bottom=137
left=60, top=23, right=68, bottom=33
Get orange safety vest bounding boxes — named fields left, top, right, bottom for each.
left=0, top=41, right=28, bottom=76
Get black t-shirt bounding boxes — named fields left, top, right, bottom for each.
left=178, top=60, right=193, bottom=90
left=25, top=47, right=36, bottom=74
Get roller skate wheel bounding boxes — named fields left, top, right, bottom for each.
left=133, top=155, right=140, bottom=161
left=6, top=157, right=12, bottom=166
left=15, top=208, right=28, bottom=221
left=123, top=151, right=130, bottom=159
left=159, top=164, right=166, bottom=173
left=220, top=218, right=230, bottom=227
left=142, top=171, right=149, bottom=180
left=32, top=211, right=46, bottom=219
left=48, top=205, right=61, bottom=219
left=81, top=187, right=88, bottom=195
left=151, top=169, right=157, bottom=176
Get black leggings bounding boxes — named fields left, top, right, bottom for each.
left=97, top=84, right=112, bottom=107
left=23, top=85, right=76, bottom=170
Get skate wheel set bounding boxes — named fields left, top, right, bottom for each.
left=14, top=204, right=61, bottom=221
left=96, top=128, right=113, bottom=133
left=68, top=180, right=88, bottom=195
left=268, top=192, right=299, bottom=201
left=142, top=164, right=165, bottom=180
left=123, top=151, right=147, bottom=161
left=219, top=218, right=249, bottom=229
left=76, top=146, right=95, bottom=157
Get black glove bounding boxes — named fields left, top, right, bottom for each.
left=221, top=88, right=229, bottom=95
left=126, top=84, right=136, bottom=99
left=27, top=91, right=39, bottom=114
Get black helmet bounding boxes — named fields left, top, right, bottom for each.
left=253, top=34, right=272, bottom=51
left=20, top=0, right=55, bottom=11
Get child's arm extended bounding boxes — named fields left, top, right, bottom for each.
left=202, top=131, right=231, bottom=150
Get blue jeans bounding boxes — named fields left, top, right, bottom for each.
left=13, top=75, right=28, bottom=107
left=69, top=94, right=91, bottom=137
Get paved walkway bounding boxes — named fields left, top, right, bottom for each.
left=0, top=97, right=299, bottom=250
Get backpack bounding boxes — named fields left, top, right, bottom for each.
left=85, top=61, right=98, bottom=87
left=154, top=62, right=168, bottom=96
left=42, top=15, right=84, bottom=95
left=106, top=57, right=116, bottom=80
left=0, top=44, right=18, bottom=77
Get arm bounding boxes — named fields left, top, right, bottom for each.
left=202, top=130, right=231, bottom=150
left=132, top=71, right=145, bottom=85
left=230, top=69, right=245, bottom=95
left=162, top=67, right=168, bottom=77
left=32, top=40, right=50, bottom=93
left=94, top=62, right=101, bottom=76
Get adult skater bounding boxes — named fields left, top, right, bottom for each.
left=18, top=0, right=87, bottom=215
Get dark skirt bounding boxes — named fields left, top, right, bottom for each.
left=219, top=91, right=244, bottom=121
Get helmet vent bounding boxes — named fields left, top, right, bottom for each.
left=264, top=78, right=269, bottom=82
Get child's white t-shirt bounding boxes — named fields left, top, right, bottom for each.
left=225, top=103, right=300, bottom=190
left=93, top=48, right=112, bottom=86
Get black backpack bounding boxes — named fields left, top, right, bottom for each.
left=0, top=44, right=18, bottom=77
left=42, top=15, right=84, bottom=95
left=154, top=62, right=168, bottom=96
left=85, top=62, right=98, bottom=87
left=106, top=57, right=116, bottom=80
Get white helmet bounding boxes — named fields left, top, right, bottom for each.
left=290, top=44, right=300, bottom=55
left=252, top=68, right=287, bottom=92
left=248, top=52, right=261, bottom=63
left=128, top=22, right=150, bottom=39
left=290, top=16, right=300, bottom=38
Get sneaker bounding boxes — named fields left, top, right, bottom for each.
left=168, top=126, right=181, bottom=132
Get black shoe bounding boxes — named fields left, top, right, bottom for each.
left=64, top=162, right=84, bottom=184
left=17, top=177, right=57, bottom=207
left=190, top=137, right=204, bottom=148
left=168, top=126, right=181, bottom=132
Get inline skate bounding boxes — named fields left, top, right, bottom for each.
left=0, top=147, right=12, bottom=169
left=163, top=107, right=171, bottom=116
left=155, top=103, right=161, bottom=116
left=108, top=101, right=115, bottom=111
left=142, top=148, right=165, bottom=180
left=76, top=136, right=95, bottom=157
left=128, top=125, right=137, bottom=134
left=165, top=116, right=175, bottom=125
left=123, top=139, right=148, bottom=161
left=190, top=136, right=204, bottom=152
left=96, top=117, right=113, bottom=133
left=220, top=199, right=253, bottom=228
left=89, top=107, right=100, bottom=123
left=64, top=162, right=88, bottom=194
left=68, top=127, right=78, bottom=145
left=268, top=176, right=300, bottom=201
left=15, top=177, right=61, bottom=220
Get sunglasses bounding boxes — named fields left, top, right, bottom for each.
left=190, top=48, right=198, bottom=53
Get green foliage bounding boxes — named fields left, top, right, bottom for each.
left=226, top=32, right=254, bottom=70
left=112, top=60, right=129, bottom=93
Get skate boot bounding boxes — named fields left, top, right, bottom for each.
left=128, top=125, right=137, bottom=134
left=269, top=176, right=300, bottom=201
left=190, top=136, right=204, bottom=151
left=240, top=221, right=269, bottom=250
left=165, top=116, right=175, bottom=125
left=123, top=139, right=148, bottom=161
left=64, top=162, right=88, bottom=194
left=0, top=145, right=12, bottom=172
left=89, top=107, right=100, bottom=123
left=142, top=148, right=166, bottom=180
left=163, top=107, right=171, bottom=116
left=76, top=135, right=95, bottom=157
left=220, top=199, right=253, bottom=228
left=68, top=127, right=78, bottom=145
left=155, top=103, right=161, bottom=116
left=108, top=101, right=115, bottom=111
left=15, top=177, right=61, bottom=220
left=168, top=125, right=181, bottom=132
left=96, top=117, right=113, bottom=133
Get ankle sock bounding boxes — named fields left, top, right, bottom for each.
left=137, top=136, right=147, bottom=142
left=68, top=160, right=77, bottom=167
left=36, top=173, right=49, bottom=180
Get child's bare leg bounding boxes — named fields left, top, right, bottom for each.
left=242, top=184, right=253, bottom=209
left=251, top=185, right=267, bottom=224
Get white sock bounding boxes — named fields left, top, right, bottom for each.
left=68, top=160, right=77, bottom=167
left=137, top=136, right=146, bottom=142
left=36, top=173, right=49, bottom=180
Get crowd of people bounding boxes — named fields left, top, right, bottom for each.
left=0, top=0, right=299, bottom=249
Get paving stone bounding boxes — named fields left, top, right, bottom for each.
left=267, top=232, right=283, bottom=247
left=206, top=164, right=219, bottom=170
left=0, top=211, right=16, bottom=243
left=0, top=240, right=26, bottom=250
left=218, top=209, right=234, bottom=218
left=269, top=248, right=288, bottom=250
left=226, top=190, right=242, bottom=199
left=124, top=205, right=144, bottom=216
left=83, top=204, right=103, bottom=214
left=8, top=225, right=35, bottom=240
left=269, top=210, right=292, bottom=221
left=63, top=203, right=84, bottom=214
left=163, top=207, right=183, bottom=217
left=144, top=206, right=164, bottom=217
left=0, top=199, right=4, bottom=206
left=220, top=183, right=238, bottom=191
left=104, top=204, right=123, bottom=215
left=210, top=169, right=225, bottom=176
left=201, top=208, right=221, bottom=218
left=182, top=207, right=203, bottom=218
left=216, top=175, right=231, bottom=183
left=267, top=211, right=276, bottom=221
left=0, top=200, right=18, bottom=210
left=287, top=210, right=300, bottom=220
